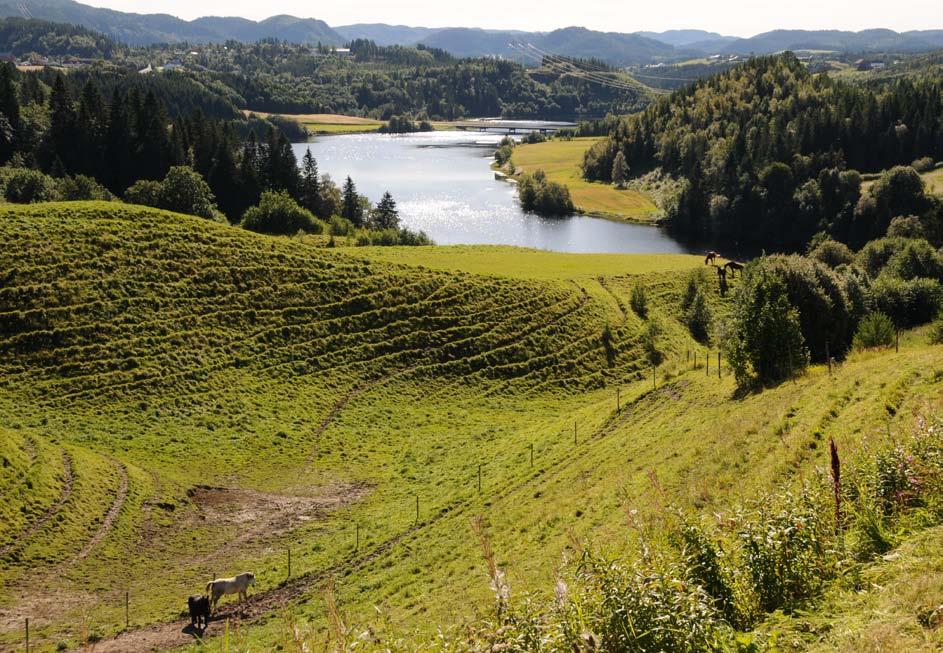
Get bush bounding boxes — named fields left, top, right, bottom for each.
left=724, top=270, right=809, bottom=386
left=911, top=156, right=936, bottom=173
left=752, top=255, right=858, bottom=361
left=240, top=190, right=323, bottom=235
left=931, top=313, right=943, bottom=344
left=124, top=166, right=224, bottom=222
left=852, top=312, right=896, bottom=349
left=870, top=275, right=943, bottom=327
left=808, top=238, right=854, bottom=268
left=887, top=215, right=925, bottom=239
left=630, top=283, right=648, bottom=318
left=682, top=270, right=712, bottom=343
left=353, top=227, right=432, bottom=246
left=3, top=167, right=58, bottom=203
left=881, top=239, right=943, bottom=281
left=517, top=169, right=574, bottom=216
left=57, top=175, right=113, bottom=201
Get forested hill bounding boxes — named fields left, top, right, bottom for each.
left=0, top=16, right=117, bottom=57
left=584, top=54, right=943, bottom=250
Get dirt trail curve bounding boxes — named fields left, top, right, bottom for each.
left=0, top=451, right=73, bottom=559
left=71, top=459, right=129, bottom=562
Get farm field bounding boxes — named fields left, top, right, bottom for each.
left=509, top=137, right=660, bottom=222
left=0, top=202, right=942, bottom=651
left=244, top=111, right=384, bottom=134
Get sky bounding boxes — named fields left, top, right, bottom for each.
left=80, top=0, right=942, bottom=37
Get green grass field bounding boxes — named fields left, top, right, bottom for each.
left=861, top=165, right=943, bottom=194
left=510, top=138, right=660, bottom=222
left=1, top=202, right=941, bottom=651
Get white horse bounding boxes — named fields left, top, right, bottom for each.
left=206, top=572, right=255, bottom=607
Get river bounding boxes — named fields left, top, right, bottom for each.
left=292, top=131, right=689, bottom=254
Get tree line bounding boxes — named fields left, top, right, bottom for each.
left=583, top=54, right=943, bottom=250
left=0, top=63, right=427, bottom=243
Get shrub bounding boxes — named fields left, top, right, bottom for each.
left=57, top=175, right=113, bottom=201
left=494, top=144, right=514, bottom=166
left=630, top=283, right=648, bottom=318
left=870, top=275, right=943, bottom=327
left=353, top=227, right=432, bottom=246
left=642, top=318, right=662, bottom=365
left=240, top=190, right=323, bottom=235
left=911, top=156, right=935, bottom=173
left=751, top=255, right=858, bottom=361
left=852, top=312, right=895, bottom=349
left=674, top=517, right=740, bottom=626
left=681, top=271, right=712, bottom=343
left=808, top=238, right=854, bottom=268
left=886, top=215, right=925, bottom=239
left=124, top=166, right=223, bottom=222
left=881, top=239, right=943, bottom=281
left=724, top=270, right=809, bottom=386
left=517, top=169, right=574, bottom=216
left=738, top=490, right=834, bottom=613
left=930, top=313, right=943, bottom=344
left=3, top=168, right=58, bottom=203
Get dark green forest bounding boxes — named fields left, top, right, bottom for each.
left=583, top=54, right=943, bottom=249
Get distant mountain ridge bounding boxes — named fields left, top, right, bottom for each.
left=0, top=0, right=344, bottom=45
left=0, top=0, right=941, bottom=62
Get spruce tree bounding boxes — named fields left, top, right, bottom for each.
left=371, top=191, right=399, bottom=229
left=341, top=176, right=364, bottom=226
left=300, top=148, right=320, bottom=215
left=47, top=74, right=75, bottom=171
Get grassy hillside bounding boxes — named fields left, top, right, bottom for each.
left=0, top=202, right=941, bottom=651
left=509, top=138, right=660, bottom=222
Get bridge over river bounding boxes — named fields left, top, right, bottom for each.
left=453, top=120, right=577, bottom=134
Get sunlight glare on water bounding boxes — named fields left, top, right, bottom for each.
left=293, top=130, right=690, bottom=254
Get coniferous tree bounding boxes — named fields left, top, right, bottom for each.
left=371, top=191, right=400, bottom=229
left=341, top=176, right=364, bottom=226
left=46, top=74, right=75, bottom=172
left=208, top=139, right=241, bottom=222
left=136, top=90, right=173, bottom=181
left=104, top=88, right=133, bottom=192
left=75, top=80, right=106, bottom=179
left=300, top=148, right=320, bottom=215
left=0, top=64, right=19, bottom=163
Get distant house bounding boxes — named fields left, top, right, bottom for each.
left=138, top=64, right=153, bottom=74
left=334, top=48, right=351, bottom=57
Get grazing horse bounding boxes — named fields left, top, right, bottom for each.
left=206, top=572, right=255, bottom=608
left=723, top=261, right=744, bottom=277
left=705, top=251, right=719, bottom=266
left=187, top=595, right=211, bottom=629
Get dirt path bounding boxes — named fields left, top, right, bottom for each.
left=0, top=451, right=73, bottom=559
left=72, top=459, right=128, bottom=562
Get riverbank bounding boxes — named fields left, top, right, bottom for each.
left=245, top=111, right=461, bottom=134
left=505, top=137, right=661, bottom=223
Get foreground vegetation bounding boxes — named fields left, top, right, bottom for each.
left=1, top=202, right=942, bottom=652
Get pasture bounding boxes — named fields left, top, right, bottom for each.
left=1, top=202, right=941, bottom=651
left=510, top=137, right=660, bottom=222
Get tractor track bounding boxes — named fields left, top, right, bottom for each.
left=0, top=451, right=73, bottom=560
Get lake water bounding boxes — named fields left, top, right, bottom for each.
left=292, top=131, right=689, bottom=254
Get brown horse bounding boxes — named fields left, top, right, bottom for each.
left=723, top=261, right=744, bottom=277
left=705, top=251, right=719, bottom=265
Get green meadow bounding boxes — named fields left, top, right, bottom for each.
left=1, top=202, right=941, bottom=651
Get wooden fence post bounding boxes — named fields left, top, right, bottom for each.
left=356, top=523, right=360, bottom=552
left=25, top=618, right=28, bottom=653
left=125, top=591, right=129, bottom=629
left=574, top=421, right=577, bottom=445
left=477, top=464, right=482, bottom=493
left=896, top=329, right=899, bottom=353
left=706, top=352, right=710, bottom=376
left=287, top=548, right=291, bottom=578
left=415, top=495, right=419, bottom=523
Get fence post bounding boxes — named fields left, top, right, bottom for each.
left=573, top=421, right=577, bottom=445
left=896, top=329, right=899, bottom=353
left=652, top=364, right=656, bottom=390
left=717, top=351, right=721, bottom=379
left=125, top=591, right=129, bottom=629
left=25, top=618, right=28, bottom=653
left=415, top=495, right=419, bottom=523
left=529, top=443, right=534, bottom=467
left=706, top=352, right=710, bottom=376
left=693, top=351, right=696, bottom=370
left=617, top=387, right=620, bottom=411
left=287, top=548, right=291, bottom=578
left=356, top=523, right=360, bottom=552
left=477, top=464, right=482, bottom=493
